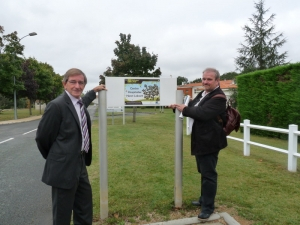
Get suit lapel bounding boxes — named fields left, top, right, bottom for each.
left=199, top=87, right=220, bottom=106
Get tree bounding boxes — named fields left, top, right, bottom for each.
left=100, top=33, right=162, bottom=122
left=190, top=78, right=202, bottom=83
left=0, top=27, right=25, bottom=98
left=177, top=76, right=188, bottom=85
left=0, top=93, right=12, bottom=110
left=19, top=59, right=38, bottom=115
left=33, top=60, right=56, bottom=103
left=100, top=33, right=161, bottom=84
left=28, top=58, right=63, bottom=112
left=0, top=25, right=4, bottom=53
left=47, top=73, right=63, bottom=102
left=1, top=25, right=62, bottom=114
left=235, top=0, right=287, bottom=73
left=220, top=72, right=239, bottom=81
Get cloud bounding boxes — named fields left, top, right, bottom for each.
left=1, top=0, right=300, bottom=91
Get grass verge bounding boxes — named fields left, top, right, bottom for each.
left=0, top=108, right=44, bottom=121
left=88, top=109, right=300, bottom=225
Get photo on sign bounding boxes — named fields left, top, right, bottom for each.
left=124, top=79, right=160, bottom=105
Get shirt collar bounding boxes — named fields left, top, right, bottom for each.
left=65, top=90, right=81, bottom=106
left=204, top=85, right=220, bottom=95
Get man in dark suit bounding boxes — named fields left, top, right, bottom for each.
left=36, top=68, right=106, bottom=225
left=169, top=68, right=227, bottom=220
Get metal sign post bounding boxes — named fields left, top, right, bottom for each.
left=99, top=91, right=108, bottom=219
left=174, top=90, right=183, bottom=208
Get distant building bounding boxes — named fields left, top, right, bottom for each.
left=177, top=80, right=237, bottom=100
left=35, top=100, right=46, bottom=110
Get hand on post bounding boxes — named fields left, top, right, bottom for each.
left=93, top=84, right=107, bottom=92
left=168, top=104, right=186, bottom=112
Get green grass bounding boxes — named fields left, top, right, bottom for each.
left=0, top=106, right=158, bottom=121
left=88, top=109, right=300, bottom=225
left=3, top=107, right=299, bottom=224
left=0, top=108, right=44, bottom=121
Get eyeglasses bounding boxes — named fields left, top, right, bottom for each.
left=68, top=80, right=85, bottom=86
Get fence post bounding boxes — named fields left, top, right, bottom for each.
left=243, top=119, right=250, bottom=156
left=288, top=124, right=298, bottom=172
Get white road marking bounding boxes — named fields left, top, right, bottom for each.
left=0, top=138, right=14, bottom=144
left=23, top=129, right=37, bottom=135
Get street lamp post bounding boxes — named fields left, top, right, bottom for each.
left=13, top=32, right=37, bottom=120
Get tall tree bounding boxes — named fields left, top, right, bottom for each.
left=100, top=33, right=161, bottom=84
left=44, top=73, right=63, bottom=104
left=235, top=0, right=287, bottom=73
left=1, top=25, right=61, bottom=114
left=177, top=76, right=188, bottom=85
left=33, top=60, right=56, bottom=103
left=19, top=59, right=38, bottom=115
left=190, top=78, right=202, bottom=83
left=0, top=27, right=25, bottom=98
left=0, top=25, right=4, bottom=53
left=100, top=33, right=162, bottom=122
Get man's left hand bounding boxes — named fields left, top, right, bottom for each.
left=175, top=104, right=186, bottom=112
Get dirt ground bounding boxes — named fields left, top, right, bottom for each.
left=94, top=205, right=253, bottom=225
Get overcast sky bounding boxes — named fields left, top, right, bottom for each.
left=1, top=0, right=300, bottom=91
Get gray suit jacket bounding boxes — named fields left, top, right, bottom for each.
left=36, top=90, right=96, bottom=189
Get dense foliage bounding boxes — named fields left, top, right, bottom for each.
left=177, top=76, right=188, bottom=85
left=237, top=63, right=300, bottom=138
left=220, top=72, right=239, bottom=81
left=190, top=78, right=202, bottom=83
left=0, top=25, right=63, bottom=111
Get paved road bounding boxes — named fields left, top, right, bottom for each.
left=0, top=120, right=52, bottom=225
left=0, top=105, right=97, bottom=225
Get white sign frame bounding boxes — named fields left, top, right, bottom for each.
left=106, top=77, right=177, bottom=107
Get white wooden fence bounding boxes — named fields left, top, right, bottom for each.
left=227, top=119, right=300, bottom=172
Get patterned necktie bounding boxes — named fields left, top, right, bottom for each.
left=78, top=100, right=89, bottom=153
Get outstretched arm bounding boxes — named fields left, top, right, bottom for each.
left=82, top=84, right=107, bottom=107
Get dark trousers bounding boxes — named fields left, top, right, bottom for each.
left=195, top=151, right=219, bottom=214
left=52, top=154, right=93, bottom=225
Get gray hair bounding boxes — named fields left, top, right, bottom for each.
left=203, top=68, right=220, bottom=80
left=62, top=68, right=87, bottom=84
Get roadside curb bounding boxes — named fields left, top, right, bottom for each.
left=0, top=115, right=42, bottom=125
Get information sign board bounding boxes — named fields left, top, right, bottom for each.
left=106, top=77, right=176, bottom=107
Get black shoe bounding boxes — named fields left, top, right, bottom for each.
left=198, top=212, right=211, bottom=219
left=191, top=200, right=201, bottom=206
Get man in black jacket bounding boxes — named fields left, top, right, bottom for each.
left=170, top=68, right=227, bottom=220
left=36, top=68, right=106, bottom=225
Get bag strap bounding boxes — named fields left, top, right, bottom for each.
left=212, top=94, right=227, bottom=126
left=212, top=94, right=227, bottom=100
left=212, top=94, right=230, bottom=107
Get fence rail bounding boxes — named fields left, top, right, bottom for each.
left=227, top=119, right=299, bottom=172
